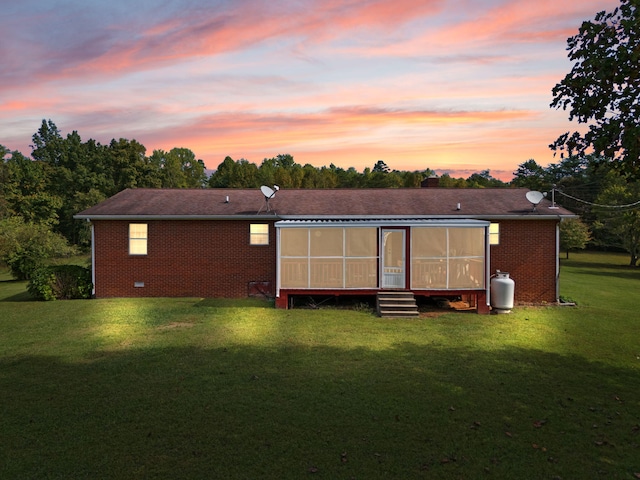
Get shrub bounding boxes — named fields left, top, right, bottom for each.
left=28, top=265, right=92, bottom=301
left=0, top=217, right=76, bottom=280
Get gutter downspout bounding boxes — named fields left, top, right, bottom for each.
left=275, top=226, right=281, bottom=300
left=556, top=220, right=560, bottom=302
left=485, top=225, right=491, bottom=308
left=90, top=222, right=96, bottom=297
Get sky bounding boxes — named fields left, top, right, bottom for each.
left=0, top=0, right=620, bottom=181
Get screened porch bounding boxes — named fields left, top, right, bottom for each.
left=275, top=219, right=490, bottom=295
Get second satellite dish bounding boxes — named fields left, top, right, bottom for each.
left=258, top=185, right=279, bottom=213
left=261, top=185, right=276, bottom=199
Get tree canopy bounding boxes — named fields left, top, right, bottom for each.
left=550, top=0, right=640, bottom=175
left=0, top=119, right=536, bottom=256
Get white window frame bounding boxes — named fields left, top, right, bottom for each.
left=250, top=224, right=269, bottom=245
left=129, top=223, right=148, bottom=255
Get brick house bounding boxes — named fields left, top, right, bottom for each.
left=75, top=187, right=575, bottom=313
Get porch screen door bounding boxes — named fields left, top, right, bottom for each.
left=382, top=229, right=405, bottom=288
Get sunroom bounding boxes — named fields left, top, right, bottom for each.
left=275, top=219, right=491, bottom=308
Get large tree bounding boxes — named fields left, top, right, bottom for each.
left=550, top=0, right=640, bottom=175
left=592, top=171, right=640, bottom=266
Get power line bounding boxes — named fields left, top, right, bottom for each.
left=555, top=189, right=640, bottom=209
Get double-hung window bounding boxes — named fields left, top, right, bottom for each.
left=129, top=223, right=148, bottom=255
left=250, top=224, right=269, bottom=245
left=489, top=223, right=500, bottom=245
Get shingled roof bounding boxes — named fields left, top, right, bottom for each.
left=75, top=188, right=575, bottom=220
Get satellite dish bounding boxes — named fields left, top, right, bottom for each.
left=258, top=185, right=278, bottom=213
left=526, top=191, right=545, bottom=211
left=526, top=191, right=544, bottom=205
left=261, top=185, right=276, bottom=199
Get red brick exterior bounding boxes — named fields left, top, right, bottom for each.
left=490, top=219, right=558, bottom=303
left=92, top=218, right=559, bottom=305
left=92, top=220, right=276, bottom=298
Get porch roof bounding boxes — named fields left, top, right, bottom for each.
left=275, top=218, right=490, bottom=227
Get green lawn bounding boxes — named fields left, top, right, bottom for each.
left=1, top=252, right=638, bottom=479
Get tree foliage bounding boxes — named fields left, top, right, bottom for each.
left=0, top=216, right=76, bottom=280
left=592, top=171, right=640, bottom=266
left=550, top=0, right=640, bottom=175
left=559, top=218, right=591, bottom=258
left=3, top=119, right=513, bottom=253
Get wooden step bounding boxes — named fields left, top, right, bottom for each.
left=377, top=291, right=419, bottom=318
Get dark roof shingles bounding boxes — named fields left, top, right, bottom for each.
left=77, top=188, right=574, bottom=218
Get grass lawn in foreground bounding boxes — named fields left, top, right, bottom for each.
left=0, top=252, right=638, bottom=479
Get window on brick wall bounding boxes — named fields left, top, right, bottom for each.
left=250, top=224, right=269, bottom=245
left=129, top=223, right=148, bottom=255
left=489, top=223, right=500, bottom=245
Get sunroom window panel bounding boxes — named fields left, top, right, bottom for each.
left=280, top=259, right=308, bottom=288
left=448, top=258, right=485, bottom=288
left=345, top=228, right=377, bottom=257
left=412, top=227, right=447, bottom=257
left=309, top=258, right=343, bottom=288
left=411, top=259, right=447, bottom=289
left=448, top=228, right=484, bottom=256
left=281, top=229, right=308, bottom=257
left=310, top=228, right=343, bottom=257
left=345, top=258, right=377, bottom=288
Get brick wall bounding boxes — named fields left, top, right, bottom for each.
left=92, top=218, right=559, bottom=304
left=490, top=219, right=558, bottom=303
left=93, top=220, right=276, bottom=298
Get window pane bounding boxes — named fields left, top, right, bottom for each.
left=309, top=258, right=343, bottom=287
left=310, top=228, right=343, bottom=257
left=449, top=228, right=484, bottom=256
left=411, top=259, right=447, bottom=288
left=448, top=258, right=484, bottom=288
left=130, top=239, right=147, bottom=255
left=346, top=228, right=377, bottom=257
left=345, top=259, right=377, bottom=287
left=280, top=259, right=308, bottom=288
left=250, top=224, right=269, bottom=245
left=412, top=227, right=446, bottom=257
left=130, top=223, right=147, bottom=239
left=281, top=229, right=308, bottom=257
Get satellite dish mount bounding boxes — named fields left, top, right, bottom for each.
left=258, top=185, right=279, bottom=213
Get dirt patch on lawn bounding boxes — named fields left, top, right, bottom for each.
left=419, top=300, right=477, bottom=317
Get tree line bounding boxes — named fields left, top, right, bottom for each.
left=1, top=120, right=510, bottom=245
left=2, top=118, right=640, bottom=274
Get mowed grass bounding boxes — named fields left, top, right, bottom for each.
left=1, top=252, right=638, bottom=479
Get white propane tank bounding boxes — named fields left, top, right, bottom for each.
left=490, top=271, right=515, bottom=313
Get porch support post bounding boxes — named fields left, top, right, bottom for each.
left=476, top=291, right=490, bottom=314
left=275, top=293, right=288, bottom=309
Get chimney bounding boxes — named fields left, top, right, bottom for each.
left=421, top=175, right=440, bottom=188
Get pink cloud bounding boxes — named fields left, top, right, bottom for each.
left=1, top=0, right=440, bottom=87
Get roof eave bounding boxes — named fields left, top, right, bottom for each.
left=74, top=212, right=577, bottom=221
left=279, top=214, right=577, bottom=220
left=73, top=214, right=280, bottom=221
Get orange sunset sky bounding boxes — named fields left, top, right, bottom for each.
left=0, top=0, right=620, bottom=181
